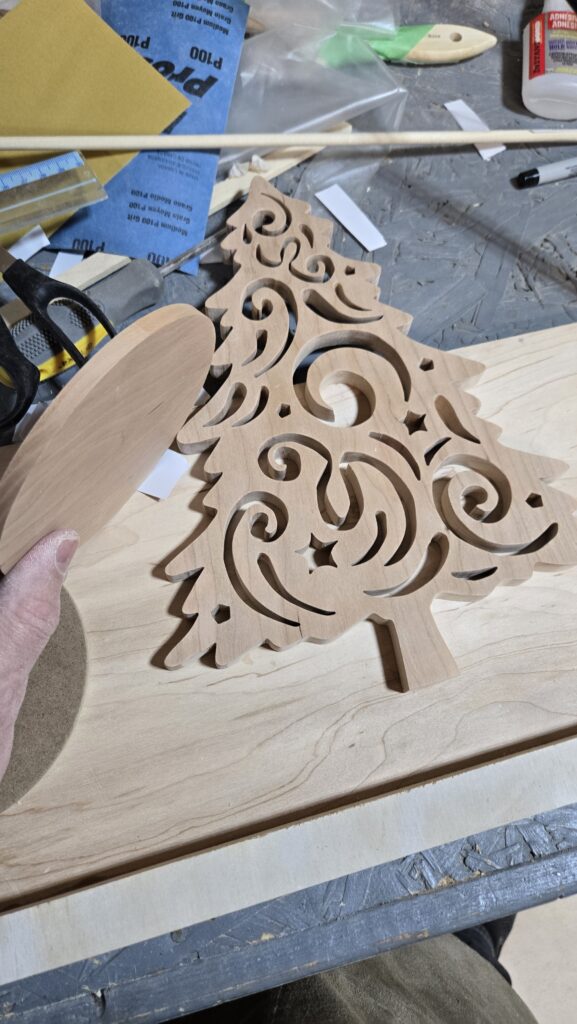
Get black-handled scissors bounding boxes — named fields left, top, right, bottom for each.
left=0, top=246, right=117, bottom=432
left=0, top=316, right=39, bottom=432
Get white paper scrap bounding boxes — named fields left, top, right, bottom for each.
left=137, top=449, right=189, bottom=500
left=49, top=251, right=84, bottom=278
left=8, top=225, right=50, bottom=262
left=444, top=99, right=505, bottom=161
left=315, top=184, right=386, bottom=251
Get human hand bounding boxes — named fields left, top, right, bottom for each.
left=0, top=531, right=78, bottom=783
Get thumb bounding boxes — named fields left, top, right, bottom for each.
left=0, top=530, right=79, bottom=687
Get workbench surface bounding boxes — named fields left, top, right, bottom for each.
left=4, top=0, right=577, bottom=1018
left=3, top=804, right=577, bottom=1022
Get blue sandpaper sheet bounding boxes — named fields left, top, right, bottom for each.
left=51, top=0, right=247, bottom=272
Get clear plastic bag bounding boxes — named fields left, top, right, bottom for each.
left=248, top=0, right=397, bottom=36
left=221, top=12, right=406, bottom=168
left=247, top=0, right=348, bottom=33
left=292, top=107, right=390, bottom=220
left=344, top=0, right=399, bottom=37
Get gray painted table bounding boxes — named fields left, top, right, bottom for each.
left=3, top=0, right=577, bottom=1018
left=2, top=807, right=577, bottom=1022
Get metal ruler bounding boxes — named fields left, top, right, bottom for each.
left=0, top=151, right=106, bottom=236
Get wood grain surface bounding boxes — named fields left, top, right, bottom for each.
left=3, top=736, right=577, bottom=988
left=0, top=304, right=215, bottom=572
left=0, top=320, right=576, bottom=910
left=162, top=180, right=577, bottom=689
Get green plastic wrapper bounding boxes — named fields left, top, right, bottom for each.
left=370, top=25, right=433, bottom=62
left=322, top=24, right=433, bottom=66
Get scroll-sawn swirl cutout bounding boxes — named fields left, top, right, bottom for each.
left=163, top=179, right=577, bottom=691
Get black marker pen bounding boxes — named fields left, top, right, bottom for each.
left=517, top=156, right=577, bottom=188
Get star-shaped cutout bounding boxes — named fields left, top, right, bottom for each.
left=296, top=534, right=338, bottom=573
left=403, top=410, right=427, bottom=435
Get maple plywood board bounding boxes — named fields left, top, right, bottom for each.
left=1, top=321, right=577, bottom=911
left=2, top=734, right=577, bottom=987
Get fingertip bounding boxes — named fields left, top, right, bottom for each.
left=54, top=534, right=80, bottom=577
left=0, top=531, right=80, bottom=675
left=12, top=530, right=80, bottom=581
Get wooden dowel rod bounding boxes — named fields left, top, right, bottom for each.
left=2, top=130, right=577, bottom=151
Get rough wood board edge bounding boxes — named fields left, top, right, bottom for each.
left=1, top=734, right=576, bottom=987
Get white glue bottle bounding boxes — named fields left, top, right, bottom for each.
left=522, top=0, right=577, bottom=119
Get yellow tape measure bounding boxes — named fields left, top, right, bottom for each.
left=0, top=322, right=108, bottom=387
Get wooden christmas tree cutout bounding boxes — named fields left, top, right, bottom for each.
left=164, top=177, right=577, bottom=690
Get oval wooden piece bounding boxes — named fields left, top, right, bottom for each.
left=0, top=304, right=214, bottom=572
